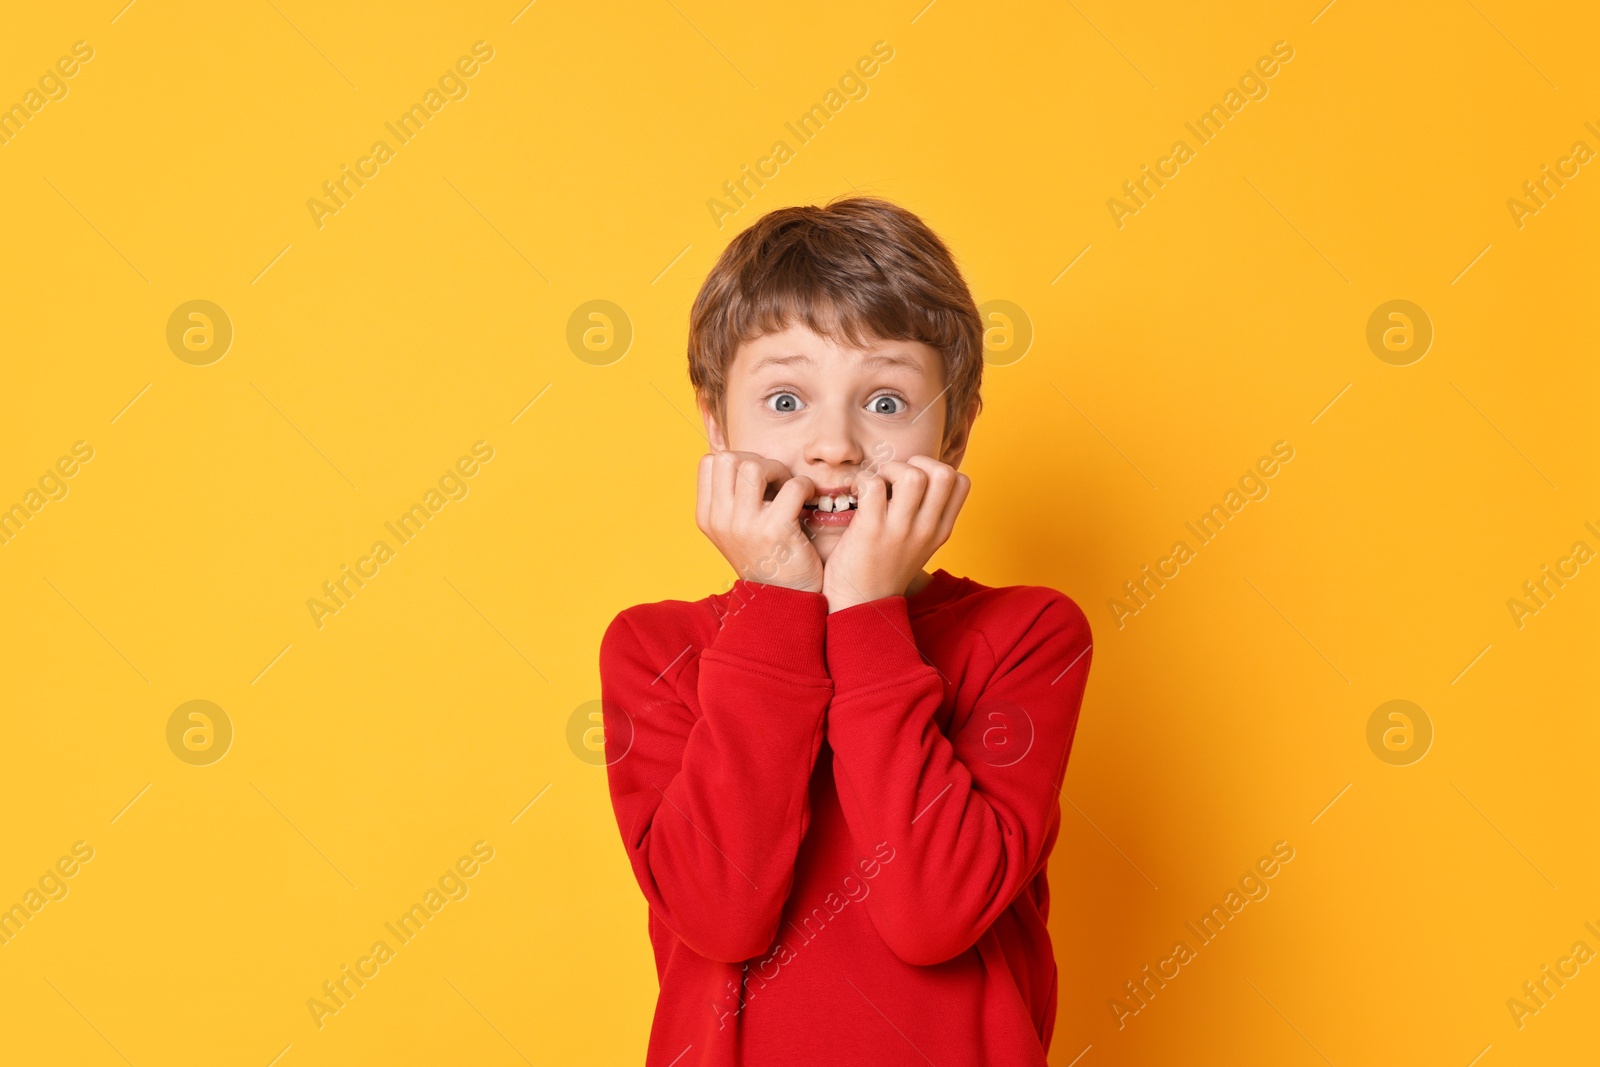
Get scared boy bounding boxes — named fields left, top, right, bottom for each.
left=600, top=196, right=1093, bottom=1065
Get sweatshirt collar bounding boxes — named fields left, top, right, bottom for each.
left=710, top=568, right=972, bottom=617
left=907, top=568, right=973, bottom=617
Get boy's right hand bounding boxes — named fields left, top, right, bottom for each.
left=696, top=451, right=823, bottom=594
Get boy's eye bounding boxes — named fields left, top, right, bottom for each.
left=767, top=392, right=802, bottom=413
left=868, top=394, right=906, bottom=415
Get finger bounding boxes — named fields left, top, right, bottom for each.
left=710, top=449, right=742, bottom=530
left=852, top=467, right=889, bottom=530
left=761, top=463, right=785, bottom=503
left=732, top=455, right=780, bottom=520
left=747, top=454, right=801, bottom=509
left=875, top=460, right=929, bottom=531
left=724, top=450, right=780, bottom=502
left=770, top=472, right=814, bottom=524
left=906, top=456, right=957, bottom=536
left=932, top=471, right=971, bottom=545
left=756, top=455, right=798, bottom=503
left=696, top=453, right=715, bottom=533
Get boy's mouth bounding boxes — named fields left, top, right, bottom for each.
left=762, top=481, right=891, bottom=521
left=803, top=492, right=857, bottom=513
left=797, top=484, right=882, bottom=528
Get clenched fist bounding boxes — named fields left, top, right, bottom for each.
left=696, top=451, right=824, bottom=594
left=822, top=455, right=970, bottom=613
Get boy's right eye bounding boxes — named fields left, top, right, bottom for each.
left=766, top=392, right=803, bottom=413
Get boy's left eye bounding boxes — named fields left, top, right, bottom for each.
left=868, top=395, right=906, bottom=415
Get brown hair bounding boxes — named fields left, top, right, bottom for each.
left=688, top=195, right=984, bottom=451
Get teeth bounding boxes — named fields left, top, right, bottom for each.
left=805, top=493, right=858, bottom=512
left=818, top=496, right=834, bottom=513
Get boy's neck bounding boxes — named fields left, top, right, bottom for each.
left=905, top=569, right=935, bottom=598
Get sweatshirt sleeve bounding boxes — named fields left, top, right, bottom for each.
left=599, top=581, right=835, bottom=964
left=822, top=589, right=1092, bottom=966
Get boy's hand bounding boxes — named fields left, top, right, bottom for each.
left=696, top=451, right=824, bottom=593
left=822, top=456, right=971, bottom=613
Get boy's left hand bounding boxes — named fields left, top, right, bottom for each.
left=822, top=456, right=971, bottom=613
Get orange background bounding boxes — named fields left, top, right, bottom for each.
left=0, top=1, right=1595, bottom=1064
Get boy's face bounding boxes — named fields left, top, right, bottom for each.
left=700, top=321, right=973, bottom=562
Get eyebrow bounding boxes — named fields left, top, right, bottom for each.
left=749, top=351, right=927, bottom=374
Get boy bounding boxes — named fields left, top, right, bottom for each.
left=599, top=196, right=1093, bottom=1065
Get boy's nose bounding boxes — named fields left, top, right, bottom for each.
left=806, top=409, right=864, bottom=466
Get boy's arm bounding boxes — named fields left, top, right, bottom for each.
left=822, top=589, right=1092, bottom=966
left=599, top=582, right=833, bottom=964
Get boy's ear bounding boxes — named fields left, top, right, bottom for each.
left=697, top=395, right=728, bottom=451
left=940, top=399, right=979, bottom=468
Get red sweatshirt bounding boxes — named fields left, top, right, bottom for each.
left=599, top=567, right=1093, bottom=1066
